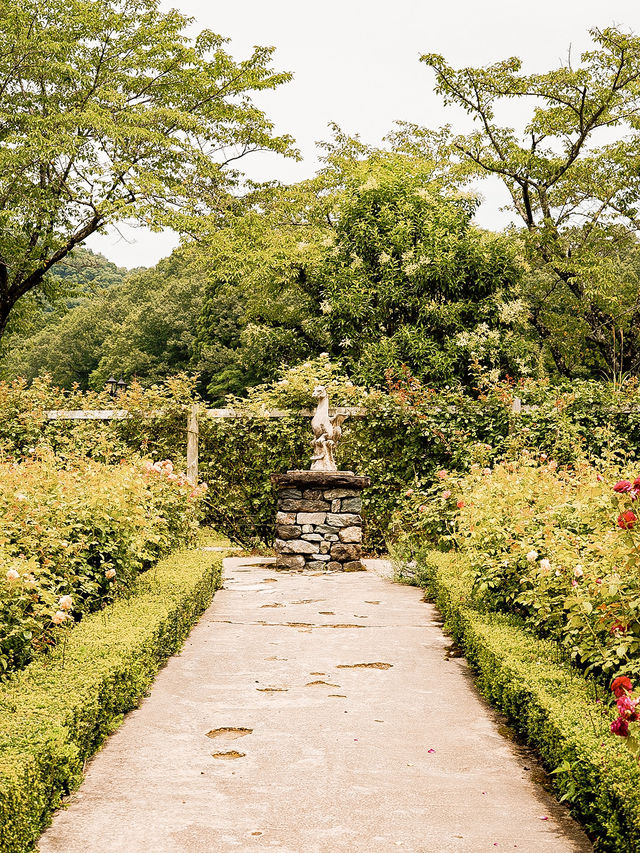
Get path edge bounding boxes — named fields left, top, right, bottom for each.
left=0, top=549, right=223, bottom=853
left=412, top=548, right=640, bottom=853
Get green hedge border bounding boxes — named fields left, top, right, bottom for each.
left=0, top=548, right=223, bottom=853
left=413, top=549, right=640, bottom=853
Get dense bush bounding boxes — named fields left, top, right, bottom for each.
left=0, top=374, right=195, bottom=464
left=409, top=549, right=640, bottom=853
left=0, top=453, right=205, bottom=675
left=393, top=454, right=640, bottom=687
left=460, top=459, right=640, bottom=685
left=6, top=369, right=640, bottom=552
left=0, top=548, right=223, bottom=853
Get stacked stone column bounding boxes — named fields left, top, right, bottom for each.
left=271, top=471, right=370, bottom=571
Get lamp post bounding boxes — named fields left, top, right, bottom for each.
left=105, top=376, right=117, bottom=396
left=117, top=377, right=128, bottom=394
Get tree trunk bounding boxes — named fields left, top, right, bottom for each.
left=530, top=312, right=571, bottom=377
left=0, top=262, right=11, bottom=340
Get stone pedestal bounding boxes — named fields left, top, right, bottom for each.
left=271, top=471, right=371, bottom=572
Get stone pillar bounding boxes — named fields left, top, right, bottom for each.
left=271, top=471, right=371, bottom=572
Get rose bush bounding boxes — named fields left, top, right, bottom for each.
left=609, top=676, right=640, bottom=762
left=7, top=368, right=640, bottom=551
left=394, top=454, right=640, bottom=685
left=0, top=453, right=205, bottom=675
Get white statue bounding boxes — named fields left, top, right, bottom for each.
left=310, top=385, right=347, bottom=472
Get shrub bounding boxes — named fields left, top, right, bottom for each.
left=0, top=548, right=223, bottom=853
left=395, top=453, right=640, bottom=687
left=411, top=548, right=640, bottom=853
left=0, top=453, right=205, bottom=675
left=6, top=369, right=640, bottom=552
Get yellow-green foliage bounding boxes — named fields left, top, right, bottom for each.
left=397, top=455, right=640, bottom=681
left=0, top=548, right=222, bottom=853
left=0, top=453, right=205, bottom=675
left=416, top=549, right=640, bottom=852
left=455, top=458, right=640, bottom=681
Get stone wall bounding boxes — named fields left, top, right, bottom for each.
left=271, top=472, right=370, bottom=572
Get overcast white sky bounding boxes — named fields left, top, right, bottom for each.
left=87, top=0, right=640, bottom=268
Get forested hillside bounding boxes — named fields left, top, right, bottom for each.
left=5, top=25, right=640, bottom=404
left=7, top=131, right=640, bottom=403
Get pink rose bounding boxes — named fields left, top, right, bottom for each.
left=614, top=480, right=634, bottom=493
left=58, top=595, right=73, bottom=611
left=437, top=470, right=447, bottom=480
left=52, top=610, right=67, bottom=626
left=617, top=695, right=639, bottom=719
left=443, top=490, right=451, bottom=499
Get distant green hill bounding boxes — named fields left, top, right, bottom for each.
left=48, top=247, right=130, bottom=309
left=0, top=248, right=131, bottom=386
left=0, top=250, right=202, bottom=392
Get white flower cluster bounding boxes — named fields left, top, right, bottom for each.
left=526, top=550, right=551, bottom=571
left=498, top=299, right=529, bottom=325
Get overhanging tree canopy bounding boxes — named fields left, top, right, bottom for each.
left=422, top=27, right=640, bottom=376
left=0, top=0, right=294, bottom=338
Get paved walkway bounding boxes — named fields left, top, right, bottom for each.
left=39, top=558, right=591, bottom=853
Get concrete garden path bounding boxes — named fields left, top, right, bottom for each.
left=39, top=557, right=591, bottom=853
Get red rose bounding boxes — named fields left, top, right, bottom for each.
left=612, top=676, right=633, bottom=698
left=617, top=510, right=637, bottom=530
left=634, top=477, right=640, bottom=489
left=456, top=499, right=465, bottom=509
left=614, top=480, right=634, bottom=493
left=611, top=716, right=630, bottom=737
left=610, top=621, right=628, bottom=635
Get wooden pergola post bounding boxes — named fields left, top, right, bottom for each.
left=186, top=404, right=199, bottom=485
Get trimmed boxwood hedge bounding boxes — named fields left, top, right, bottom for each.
left=413, top=549, right=640, bottom=853
left=0, top=548, right=223, bottom=853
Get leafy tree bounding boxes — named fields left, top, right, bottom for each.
left=195, top=135, right=532, bottom=398
left=11, top=133, right=531, bottom=398
left=2, top=297, right=115, bottom=387
left=318, top=155, right=530, bottom=386
left=423, top=27, right=640, bottom=376
left=90, top=256, right=203, bottom=388
left=0, top=0, right=293, bottom=339
left=2, top=253, right=201, bottom=389
left=193, top=179, right=335, bottom=402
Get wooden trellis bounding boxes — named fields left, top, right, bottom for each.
left=44, top=405, right=367, bottom=485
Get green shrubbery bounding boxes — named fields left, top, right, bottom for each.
left=199, top=364, right=640, bottom=550
left=6, top=368, right=640, bottom=552
left=0, top=452, right=205, bottom=675
left=0, top=548, right=222, bottom=853
left=394, top=454, right=640, bottom=687
left=410, top=549, right=640, bottom=852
